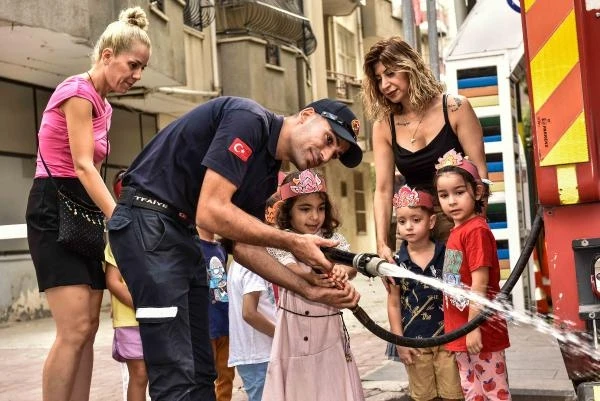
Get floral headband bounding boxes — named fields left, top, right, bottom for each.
left=393, top=185, right=434, bottom=210
left=280, top=170, right=327, bottom=201
left=434, top=149, right=483, bottom=182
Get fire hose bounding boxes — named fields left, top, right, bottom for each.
left=321, top=206, right=544, bottom=348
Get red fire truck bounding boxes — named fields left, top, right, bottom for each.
left=520, top=0, right=600, bottom=393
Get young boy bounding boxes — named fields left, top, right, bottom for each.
left=198, top=228, right=235, bottom=401
left=105, top=170, right=148, bottom=401
left=386, top=185, right=463, bottom=401
left=227, top=258, right=277, bottom=401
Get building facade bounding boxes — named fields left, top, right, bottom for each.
left=0, top=0, right=411, bottom=321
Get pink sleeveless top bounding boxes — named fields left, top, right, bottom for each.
left=35, top=75, right=112, bottom=178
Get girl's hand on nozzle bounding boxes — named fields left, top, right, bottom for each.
left=305, top=281, right=360, bottom=309
left=330, top=264, right=349, bottom=283
left=309, top=271, right=337, bottom=288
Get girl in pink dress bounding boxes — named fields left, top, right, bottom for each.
left=263, top=169, right=365, bottom=401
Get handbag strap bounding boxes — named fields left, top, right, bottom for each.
left=37, top=123, right=109, bottom=192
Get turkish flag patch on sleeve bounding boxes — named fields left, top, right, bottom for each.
left=228, top=138, right=253, bottom=162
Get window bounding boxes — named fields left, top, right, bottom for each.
left=266, top=43, right=281, bottom=66
left=335, top=24, right=357, bottom=77
left=353, top=171, right=367, bottom=235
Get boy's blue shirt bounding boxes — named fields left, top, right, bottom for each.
left=393, top=239, right=446, bottom=338
left=199, top=238, right=229, bottom=339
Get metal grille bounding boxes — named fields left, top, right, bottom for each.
left=184, top=0, right=215, bottom=31
left=215, top=0, right=317, bottom=56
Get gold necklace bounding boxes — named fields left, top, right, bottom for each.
left=409, top=113, right=425, bottom=144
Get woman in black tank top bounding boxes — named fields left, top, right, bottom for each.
left=362, top=37, right=488, bottom=262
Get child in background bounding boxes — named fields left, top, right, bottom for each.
left=198, top=228, right=235, bottom=401
left=227, top=194, right=279, bottom=401
left=105, top=170, right=148, bottom=401
left=386, top=185, right=463, bottom=401
left=434, top=149, right=511, bottom=401
left=263, top=169, right=364, bottom=401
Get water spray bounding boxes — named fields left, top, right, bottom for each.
left=321, top=206, right=544, bottom=348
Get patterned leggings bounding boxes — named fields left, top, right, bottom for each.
left=455, top=350, right=511, bottom=401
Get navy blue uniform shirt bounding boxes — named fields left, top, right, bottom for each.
left=124, top=97, right=283, bottom=220
left=393, top=240, right=446, bottom=338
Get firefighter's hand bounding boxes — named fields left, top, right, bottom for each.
left=292, top=234, right=338, bottom=272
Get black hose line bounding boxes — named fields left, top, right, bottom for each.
left=322, top=206, right=545, bottom=348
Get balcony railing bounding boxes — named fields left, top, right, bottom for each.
left=215, top=0, right=317, bottom=56
left=184, top=0, right=215, bottom=31
left=326, top=71, right=360, bottom=100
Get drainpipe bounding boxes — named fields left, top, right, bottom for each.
left=209, top=16, right=221, bottom=95
left=155, top=87, right=220, bottom=97
left=357, top=6, right=364, bottom=72
left=426, top=0, right=440, bottom=79
left=108, top=87, right=220, bottom=98
left=402, top=0, right=416, bottom=48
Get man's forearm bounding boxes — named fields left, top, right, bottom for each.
left=233, top=242, right=311, bottom=298
left=233, top=242, right=360, bottom=310
left=197, top=198, right=297, bottom=251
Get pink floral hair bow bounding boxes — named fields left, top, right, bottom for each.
left=393, top=185, right=434, bottom=209
left=280, top=170, right=327, bottom=201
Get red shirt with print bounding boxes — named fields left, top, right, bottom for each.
left=442, top=216, right=510, bottom=352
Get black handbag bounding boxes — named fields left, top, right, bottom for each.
left=54, top=187, right=106, bottom=261
left=38, top=139, right=108, bottom=261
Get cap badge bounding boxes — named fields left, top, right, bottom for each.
left=351, top=119, right=360, bottom=139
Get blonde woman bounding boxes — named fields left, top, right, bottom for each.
left=25, top=7, right=151, bottom=400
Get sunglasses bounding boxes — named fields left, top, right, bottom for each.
left=320, top=111, right=357, bottom=141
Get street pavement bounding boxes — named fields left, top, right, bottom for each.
left=0, top=276, right=577, bottom=400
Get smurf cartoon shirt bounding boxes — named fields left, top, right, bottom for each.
left=199, top=238, right=230, bottom=339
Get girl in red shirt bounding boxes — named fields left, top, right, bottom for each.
left=434, top=149, right=511, bottom=401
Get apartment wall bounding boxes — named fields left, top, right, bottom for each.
left=0, top=0, right=187, bottom=88
left=218, top=37, right=306, bottom=115
left=361, top=0, right=403, bottom=50
left=0, top=1, right=400, bottom=321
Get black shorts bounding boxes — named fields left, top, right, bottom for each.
left=25, top=177, right=106, bottom=292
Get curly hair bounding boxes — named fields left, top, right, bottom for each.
left=434, top=167, right=485, bottom=214
left=362, top=37, right=444, bottom=121
left=276, top=171, right=340, bottom=238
